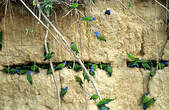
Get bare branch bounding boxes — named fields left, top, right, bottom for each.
left=20, top=0, right=102, bottom=100
left=154, top=0, right=169, bottom=13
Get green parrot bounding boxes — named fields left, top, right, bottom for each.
left=92, top=64, right=98, bottom=70
left=0, top=31, right=2, bottom=51
left=94, top=32, right=106, bottom=42
left=81, top=16, right=96, bottom=23
left=10, top=68, right=17, bottom=74
left=73, top=63, right=82, bottom=71
left=43, top=52, right=55, bottom=61
left=143, top=98, right=156, bottom=110
left=71, top=42, right=79, bottom=55
left=47, top=68, right=52, bottom=75
left=98, top=106, right=110, bottom=110
left=142, top=93, right=149, bottom=104
left=149, top=71, right=156, bottom=78
left=31, top=64, right=39, bottom=71
left=89, top=66, right=95, bottom=76
left=105, top=66, right=112, bottom=76
left=18, top=69, right=27, bottom=75
left=127, top=53, right=138, bottom=61
left=97, top=99, right=114, bottom=107
left=3, top=67, right=10, bottom=73
left=90, top=94, right=99, bottom=102
left=99, top=64, right=107, bottom=70
left=82, top=72, right=90, bottom=82
left=75, top=75, right=83, bottom=88
left=60, top=86, right=68, bottom=98
left=27, top=71, right=33, bottom=85
left=54, top=62, right=67, bottom=70
left=157, top=62, right=165, bottom=69
left=69, top=2, right=78, bottom=9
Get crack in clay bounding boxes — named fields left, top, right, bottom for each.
left=140, top=34, right=145, bottom=56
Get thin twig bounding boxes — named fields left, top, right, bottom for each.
left=36, top=0, right=61, bottom=109
left=154, top=0, right=169, bottom=13
left=19, top=0, right=102, bottom=100
left=44, top=22, right=61, bottom=110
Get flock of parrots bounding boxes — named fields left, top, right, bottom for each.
left=0, top=1, right=167, bottom=109
left=127, top=53, right=168, bottom=109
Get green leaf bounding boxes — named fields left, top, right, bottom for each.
left=97, top=99, right=114, bottom=107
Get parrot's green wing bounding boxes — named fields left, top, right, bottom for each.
left=142, top=94, right=149, bottom=104
left=82, top=72, right=90, bottom=82
left=3, top=67, right=10, bottom=73
left=75, top=75, right=83, bottom=88
left=60, top=88, right=67, bottom=98
left=69, top=3, right=78, bottom=9
left=149, top=71, right=156, bottom=78
left=44, top=52, right=53, bottom=61
left=144, top=98, right=155, bottom=109
left=47, top=68, right=52, bottom=75
left=27, top=74, right=33, bottom=85
left=92, top=64, right=98, bottom=71
left=31, top=64, right=39, bottom=71
left=55, top=62, right=65, bottom=70
left=97, top=34, right=106, bottom=42
left=73, top=63, right=82, bottom=71
left=97, top=99, right=114, bottom=107
left=106, top=66, right=112, bottom=76
left=81, top=16, right=93, bottom=22
left=90, top=94, right=99, bottom=101
left=71, top=43, right=79, bottom=55
left=127, top=53, right=137, bottom=61
left=18, top=70, right=27, bottom=75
